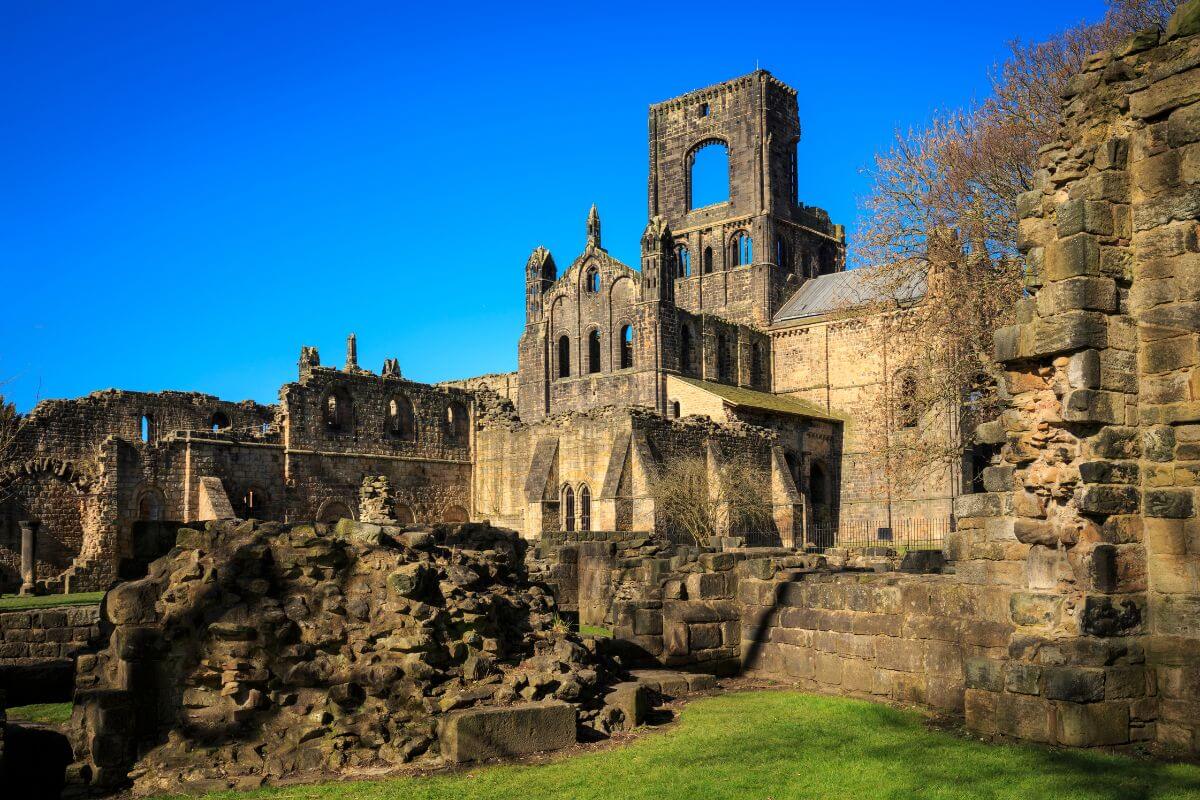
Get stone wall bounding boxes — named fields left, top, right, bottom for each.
left=951, top=8, right=1200, bottom=753
left=771, top=310, right=961, bottom=524
left=0, top=341, right=476, bottom=593
left=0, top=605, right=99, bottom=662
left=474, top=405, right=804, bottom=542
left=740, top=570, right=1008, bottom=716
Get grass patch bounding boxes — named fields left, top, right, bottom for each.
left=168, top=690, right=1200, bottom=800
left=4, top=702, right=73, bottom=726
left=578, top=624, right=612, bottom=638
left=0, top=591, right=104, bottom=611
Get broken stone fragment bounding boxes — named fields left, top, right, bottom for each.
left=387, top=563, right=430, bottom=598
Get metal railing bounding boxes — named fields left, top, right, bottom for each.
left=808, top=517, right=952, bottom=551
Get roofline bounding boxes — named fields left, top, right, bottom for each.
left=649, top=70, right=796, bottom=111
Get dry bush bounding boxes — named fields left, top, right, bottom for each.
left=0, top=392, right=22, bottom=504
left=848, top=0, right=1177, bottom=494
left=647, top=453, right=773, bottom=545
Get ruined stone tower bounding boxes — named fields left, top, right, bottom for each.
left=648, top=70, right=846, bottom=325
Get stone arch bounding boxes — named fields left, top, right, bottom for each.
left=578, top=483, right=592, bottom=531
left=687, top=138, right=730, bottom=210
left=316, top=499, right=354, bottom=523
left=557, top=333, right=571, bottom=379
left=618, top=322, right=634, bottom=369
left=562, top=484, right=576, bottom=532
left=322, top=387, right=354, bottom=434
left=135, top=486, right=166, bottom=521
left=583, top=264, right=600, bottom=294
left=808, top=460, right=833, bottom=545
left=386, top=394, right=417, bottom=441
left=445, top=400, right=469, bottom=445
left=0, top=459, right=97, bottom=592
left=680, top=323, right=696, bottom=373
left=587, top=328, right=602, bottom=374
left=442, top=505, right=468, bottom=523
left=894, top=370, right=920, bottom=428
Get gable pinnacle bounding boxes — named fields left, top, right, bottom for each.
left=586, top=203, right=601, bottom=249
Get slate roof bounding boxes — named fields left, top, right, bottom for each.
left=673, top=375, right=843, bottom=422
left=772, top=266, right=926, bottom=324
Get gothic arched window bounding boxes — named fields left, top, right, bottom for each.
left=585, top=266, right=600, bottom=294
left=587, top=329, right=602, bottom=374
left=896, top=371, right=920, bottom=428
left=563, top=485, right=576, bottom=532
left=717, top=332, right=731, bottom=380
left=323, top=389, right=352, bottom=434
left=620, top=325, right=634, bottom=369
left=676, top=245, right=691, bottom=277
left=579, top=484, right=591, bottom=531
left=558, top=335, right=571, bottom=379
left=387, top=395, right=416, bottom=441
left=680, top=325, right=695, bottom=373
left=732, top=231, right=753, bottom=266
left=446, top=401, right=469, bottom=444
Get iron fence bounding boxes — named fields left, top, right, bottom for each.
left=808, top=517, right=952, bottom=551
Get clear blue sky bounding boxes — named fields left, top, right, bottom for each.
left=1, top=1, right=1108, bottom=412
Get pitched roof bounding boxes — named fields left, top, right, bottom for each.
left=672, top=375, right=843, bottom=422
left=772, top=266, right=925, bottom=324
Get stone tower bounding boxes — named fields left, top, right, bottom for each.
left=648, top=70, right=846, bottom=326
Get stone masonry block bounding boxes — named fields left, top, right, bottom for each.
left=440, top=702, right=575, bottom=762
left=1055, top=701, right=1131, bottom=747
left=1044, top=234, right=1100, bottom=281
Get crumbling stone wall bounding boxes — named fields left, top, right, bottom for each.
left=948, top=8, right=1200, bottom=753
left=0, top=605, right=99, bottom=662
left=0, top=343, right=475, bottom=593
left=67, top=519, right=633, bottom=796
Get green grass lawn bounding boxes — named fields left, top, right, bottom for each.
left=578, top=623, right=612, bottom=638
left=4, top=702, right=73, bottom=725
left=0, top=591, right=104, bottom=611
left=170, top=690, right=1200, bottom=800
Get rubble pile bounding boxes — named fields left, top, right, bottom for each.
left=68, top=519, right=631, bottom=796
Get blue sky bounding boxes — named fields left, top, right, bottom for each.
left=1, top=1, right=1108, bottom=412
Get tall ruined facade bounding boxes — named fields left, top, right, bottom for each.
left=2, top=71, right=962, bottom=593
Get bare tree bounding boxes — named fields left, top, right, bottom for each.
left=0, top=391, right=23, bottom=505
left=646, top=453, right=773, bottom=545
left=848, top=0, right=1177, bottom=495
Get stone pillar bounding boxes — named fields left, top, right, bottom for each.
left=18, top=520, right=38, bottom=595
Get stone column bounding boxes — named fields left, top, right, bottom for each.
left=18, top=520, right=38, bottom=596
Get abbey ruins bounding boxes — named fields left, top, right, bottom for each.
left=1, top=3, right=1199, bottom=793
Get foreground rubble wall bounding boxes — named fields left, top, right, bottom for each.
left=65, top=519, right=631, bottom=796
